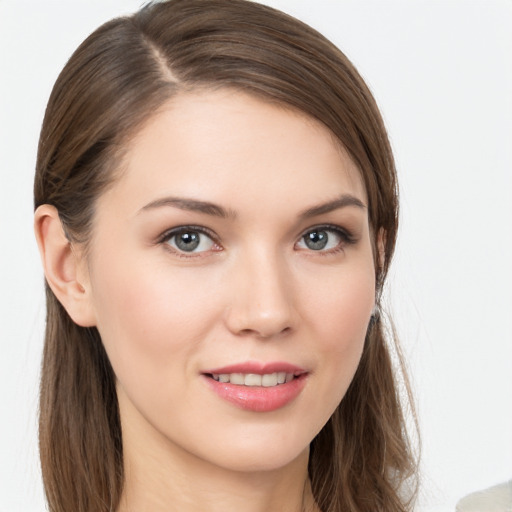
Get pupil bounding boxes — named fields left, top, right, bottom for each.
left=176, top=232, right=200, bottom=251
left=305, top=231, right=328, bottom=250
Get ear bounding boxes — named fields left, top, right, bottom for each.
left=34, top=205, right=96, bottom=327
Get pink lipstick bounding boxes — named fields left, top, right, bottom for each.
left=202, top=361, right=308, bottom=412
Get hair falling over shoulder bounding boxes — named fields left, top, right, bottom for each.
left=35, top=1, right=419, bottom=510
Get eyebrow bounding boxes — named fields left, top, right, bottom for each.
left=139, top=193, right=366, bottom=219
left=298, top=194, right=367, bottom=219
left=140, top=197, right=236, bottom=218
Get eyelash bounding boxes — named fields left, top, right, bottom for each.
left=157, top=224, right=356, bottom=258
left=157, top=225, right=221, bottom=258
left=296, top=224, right=357, bottom=256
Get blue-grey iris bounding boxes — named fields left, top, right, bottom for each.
left=304, top=230, right=328, bottom=250
left=175, top=231, right=200, bottom=251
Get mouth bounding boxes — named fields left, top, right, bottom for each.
left=202, top=362, right=308, bottom=412
left=207, top=371, right=302, bottom=387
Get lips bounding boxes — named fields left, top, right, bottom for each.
left=202, top=361, right=308, bottom=412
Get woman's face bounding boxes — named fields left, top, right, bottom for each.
left=82, top=90, right=376, bottom=473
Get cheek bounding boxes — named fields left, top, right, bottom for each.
left=89, top=255, right=220, bottom=382
left=301, top=261, right=375, bottom=404
left=305, top=263, right=375, bottom=348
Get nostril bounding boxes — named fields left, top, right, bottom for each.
left=247, top=325, right=293, bottom=339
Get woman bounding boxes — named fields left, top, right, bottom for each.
left=33, top=0, right=418, bottom=511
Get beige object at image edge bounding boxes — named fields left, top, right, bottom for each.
left=456, top=480, right=512, bottom=512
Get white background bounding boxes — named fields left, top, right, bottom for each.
left=0, top=1, right=511, bottom=511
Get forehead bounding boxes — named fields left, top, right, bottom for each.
left=102, top=89, right=367, bottom=216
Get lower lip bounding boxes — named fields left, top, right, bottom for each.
left=203, top=374, right=307, bottom=412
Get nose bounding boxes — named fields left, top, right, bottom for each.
left=224, top=249, right=297, bottom=339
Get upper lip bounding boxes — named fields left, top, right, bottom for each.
left=203, top=361, right=307, bottom=375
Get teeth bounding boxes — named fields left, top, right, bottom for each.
left=230, top=373, right=245, bottom=385
left=245, top=373, right=262, bottom=386
left=211, top=372, right=298, bottom=387
left=261, top=373, right=277, bottom=387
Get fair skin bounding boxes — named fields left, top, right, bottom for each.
left=35, top=90, right=377, bottom=512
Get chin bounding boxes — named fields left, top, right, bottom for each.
left=188, top=425, right=314, bottom=474
left=208, top=445, right=310, bottom=474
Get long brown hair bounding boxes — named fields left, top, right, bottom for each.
left=34, top=1, right=418, bottom=510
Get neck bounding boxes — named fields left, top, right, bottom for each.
left=120, top=456, right=317, bottom=512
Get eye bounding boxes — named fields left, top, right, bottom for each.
left=163, top=227, right=217, bottom=254
left=296, top=226, right=351, bottom=252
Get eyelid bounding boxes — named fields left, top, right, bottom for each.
left=157, top=225, right=222, bottom=256
left=301, top=223, right=355, bottom=239
left=296, top=223, right=357, bottom=251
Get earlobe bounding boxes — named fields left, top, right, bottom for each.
left=34, top=205, right=96, bottom=327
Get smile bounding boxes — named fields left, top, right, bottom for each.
left=210, top=372, right=296, bottom=387
left=203, top=362, right=308, bottom=412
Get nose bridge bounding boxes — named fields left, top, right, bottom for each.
left=225, top=244, right=296, bottom=338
